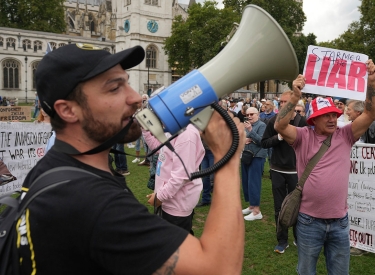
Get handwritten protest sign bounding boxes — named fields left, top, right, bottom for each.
left=303, top=46, right=368, bottom=100
left=349, top=143, right=375, bottom=253
left=0, top=122, right=52, bottom=196
left=0, top=106, right=31, bottom=121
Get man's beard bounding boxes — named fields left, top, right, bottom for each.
left=81, top=106, right=142, bottom=145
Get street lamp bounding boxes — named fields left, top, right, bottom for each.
left=146, top=50, right=151, bottom=96
left=24, top=56, right=28, bottom=103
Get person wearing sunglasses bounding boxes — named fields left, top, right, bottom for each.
left=295, top=104, right=305, bottom=117
left=241, top=107, right=267, bottom=221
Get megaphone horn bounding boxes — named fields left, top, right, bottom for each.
left=136, top=5, right=298, bottom=142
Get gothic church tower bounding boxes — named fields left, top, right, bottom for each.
left=112, top=0, right=175, bottom=94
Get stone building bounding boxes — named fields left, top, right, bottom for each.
left=0, top=0, right=191, bottom=102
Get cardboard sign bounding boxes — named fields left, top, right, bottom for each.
left=349, top=143, right=375, bottom=253
left=303, top=46, right=368, bottom=100
left=0, top=106, right=31, bottom=121
left=0, top=122, right=52, bottom=196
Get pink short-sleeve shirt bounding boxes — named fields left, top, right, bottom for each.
left=292, top=124, right=356, bottom=219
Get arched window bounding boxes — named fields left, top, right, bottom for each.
left=2, top=59, right=20, bottom=89
left=22, top=39, right=32, bottom=50
left=49, top=42, right=57, bottom=50
left=90, top=21, right=95, bottom=33
left=34, top=41, right=42, bottom=52
left=146, top=45, right=157, bottom=69
left=6, top=38, right=16, bottom=49
left=69, top=17, right=75, bottom=29
left=125, top=0, right=131, bottom=5
left=0, top=37, right=3, bottom=47
left=32, top=61, right=40, bottom=90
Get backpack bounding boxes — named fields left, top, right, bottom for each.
left=0, top=166, right=100, bottom=275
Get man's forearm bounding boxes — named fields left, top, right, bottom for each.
left=365, top=60, right=375, bottom=118
left=365, top=85, right=375, bottom=116
left=275, top=97, right=298, bottom=132
left=199, top=157, right=244, bottom=274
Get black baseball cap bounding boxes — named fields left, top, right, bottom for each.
left=339, top=98, right=347, bottom=105
left=36, top=43, right=145, bottom=116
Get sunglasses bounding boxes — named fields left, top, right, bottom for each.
left=295, top=110, right=302, bottom=113
left=247, top=113, right=257, bottom=116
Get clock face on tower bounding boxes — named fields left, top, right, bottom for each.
left=124, top=19, right=130, bottom=33
left=147, top=20, right=158, bottom=33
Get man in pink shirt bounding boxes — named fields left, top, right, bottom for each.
left=144, top=124, right=205, bottom=234
left=275, top=60, right=375, bottom=275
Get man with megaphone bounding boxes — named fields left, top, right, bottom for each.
left=274, top=60, right=375, bottom=274
left=13, top=43, right=246, bottom=275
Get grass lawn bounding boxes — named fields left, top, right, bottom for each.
left=123, top=146, right=375, bottom=275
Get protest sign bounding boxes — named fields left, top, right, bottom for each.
left=349, top=143, right=375, bottom=253
left=0, top=122, right=52, bottom=196
left=303, top=46, right=368, bottom=100
left=0, top=106, right=31, bottom=121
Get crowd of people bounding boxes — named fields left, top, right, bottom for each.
left=0, top=96, right=18, bottom=106
left=10, top=42, right=375, bottom=275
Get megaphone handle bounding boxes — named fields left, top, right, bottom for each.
left=189, top=102, right=240, bottom=180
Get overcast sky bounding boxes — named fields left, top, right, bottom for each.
left=179, top=0, right=361, bottom=43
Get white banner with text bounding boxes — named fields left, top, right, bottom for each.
left=0, top=122, right=52, bottom=196
left=349, top=143, right=375, bottom=253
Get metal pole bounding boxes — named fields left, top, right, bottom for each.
left=25, top=56, right=28, bottom=104
left=147, top=51, right=150, bottom=94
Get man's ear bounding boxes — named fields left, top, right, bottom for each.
left=54, top=100, right=80, bottom=123
left=311, top=117, right=317, bottom=126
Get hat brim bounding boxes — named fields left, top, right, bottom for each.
left=83, top=45, right=145, bottom=82
left=307, top=107, right=343, bottom=125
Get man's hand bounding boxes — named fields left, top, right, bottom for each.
left=146, top=193, right=162, bottom=207
left=245, top=138, right=252, bottom=144
left=367, top=59, right=375, bottom=88
left=292, top=74, right=305, bottom=100
left=201, top=111, right=245, bottom=162
left=244, top=121, right=252, bottom=132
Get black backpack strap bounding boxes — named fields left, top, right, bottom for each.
left=16, top=167, right=101, bottom=220
left=0, top=167, right=99, bottom=275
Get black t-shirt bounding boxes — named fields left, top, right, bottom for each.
left=237, top=110, right=246, bottom=122
left=17, top=147, right=188, bottom=275
left=261, top=114, right=308, bottom=171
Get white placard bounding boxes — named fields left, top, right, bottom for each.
left=0, top=122, right=52, bottom=196
left=303, top=46, right=368, bottom=100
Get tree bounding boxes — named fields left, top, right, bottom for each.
left=164, top=1, right=240, bottom=76
left=359, top=0, right=375, bottom=58
left=0, top=0, right=66, bottom=33
left=291, top=33, right=318, bottom=74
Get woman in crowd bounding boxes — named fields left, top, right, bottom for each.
left=241, top=107, right=267, bottom=221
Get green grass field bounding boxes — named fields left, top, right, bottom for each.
left=123, top=147, right=375, bottom=275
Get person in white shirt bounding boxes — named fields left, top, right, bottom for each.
left=336, top=98, right=350, bottom=127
